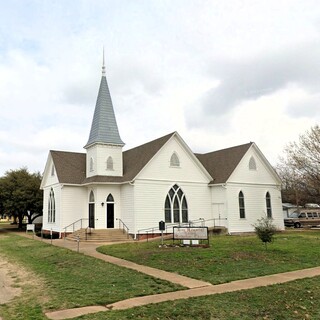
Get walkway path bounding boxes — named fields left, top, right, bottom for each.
left=5, top=230, right=320, bottom=320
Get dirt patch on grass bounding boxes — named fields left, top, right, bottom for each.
left=0, top=254, right=46, bottom=306
left=0, top=258, right=22, bottom=305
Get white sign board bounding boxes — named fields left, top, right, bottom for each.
left=26, top=224, right=35, bottom=233
left=173, top=227, right=208, bottom=240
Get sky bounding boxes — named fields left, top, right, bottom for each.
left=1, top=0, right=320, bottom=176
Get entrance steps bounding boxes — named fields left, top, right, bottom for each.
left=66, top=228, right=134, bottom=242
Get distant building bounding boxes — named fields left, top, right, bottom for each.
left=40, top=59, right=284, bottom=238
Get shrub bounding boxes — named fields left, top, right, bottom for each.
left=253, top=217, right=277, bottom=249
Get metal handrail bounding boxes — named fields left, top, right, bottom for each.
left=116, top=218, right=130, bottom=239
left=137, top=217, right=228, bottom=237
left=63, top=218, right=89, bottom=239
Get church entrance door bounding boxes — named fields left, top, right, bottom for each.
left=106, top=193, right=115, bottom=228
left=89, top=203, right=95, bottom=228
left=107, top=203, right=114, bottom=228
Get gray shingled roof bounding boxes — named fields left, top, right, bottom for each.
left=50, top=134, right=252, bottom=186
left=84, top=75, right=124, bottom=148
left=195, top=142, right=253, bottom=184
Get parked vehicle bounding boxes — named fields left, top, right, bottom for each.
left=284, top=210, right=320, bottom=228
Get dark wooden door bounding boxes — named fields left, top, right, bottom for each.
left=107, top=203, right=114, bottom=228
left=89, top=203, right=95, bottom=228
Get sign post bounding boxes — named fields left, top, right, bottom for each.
left=159, top=220, right=165, bottom=246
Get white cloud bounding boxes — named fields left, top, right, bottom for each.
left=1, top=0, right=320, bottom=174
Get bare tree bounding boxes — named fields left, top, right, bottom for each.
left=278, top=125, right=320, bottom=205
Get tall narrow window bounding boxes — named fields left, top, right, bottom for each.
left=90, top=157, right=94, bottom=172
left=266, top=192, right=272, bottom=218
left=106, top=156, right=114, bottom=170
left=164, top=184, right=188, bottom=223
left=170, top=152, right=180, bottom=167
left=89, top=191, right=95, bottom=228
left=48, top=188, right=55, bottom=223
left=51, top=165, right=55, bottom=176
left=239, top=191, right=245, bottom=219
left=249, top=156, right=257, bottom=170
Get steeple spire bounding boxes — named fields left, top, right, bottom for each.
left=84, top=54, right=124, bottom=148
left=102, top=47, right=106, bottom=76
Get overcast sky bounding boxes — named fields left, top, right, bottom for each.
left=1, top=0, right=320, bottom=176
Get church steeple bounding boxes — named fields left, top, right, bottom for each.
left=84, top=52, right=124, bottom=149
left=85, top=53, right=124, bottom=178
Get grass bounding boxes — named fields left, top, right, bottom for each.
left=0, top=233, right=182, bottom=320
left=2, top=230, right=320, bottom=319
left=97, top=230, right=320, bottom=284
left=75, top=276, right=320, bottom=319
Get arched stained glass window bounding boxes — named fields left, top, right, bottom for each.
left=106, top=156, right=114, bottom=170
left=266, top=192, right=272, bottom=218
left=164, top=184, right=188, bottom=223
left=48, top=188, right=55, bottom=223
left=170, top=152, right=180, bottom=167
left=239, top=191, right=245, bottom=219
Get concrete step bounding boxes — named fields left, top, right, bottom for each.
left=66, top=228, right=133, bottom=242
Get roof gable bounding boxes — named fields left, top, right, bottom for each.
left=196, top=143, right=253, bottom=184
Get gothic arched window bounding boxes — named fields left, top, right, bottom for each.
left=239, top=191, right=245, bottom=219
left=266, top=192, right=272, bottom=218
left=164, top=184, right=188, bottom=223
left=170, top=152, right=180, bottom=167
left=249, top=156, right=257, bottom=170
left=48, top=188, right=55, bottom=223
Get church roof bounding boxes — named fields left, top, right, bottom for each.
left=50, top=134, right=253, bottom=185
left=84, top=64, right=124, bottom=148
left=195, top=142, right=253, bottom=184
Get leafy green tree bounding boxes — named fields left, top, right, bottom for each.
left=253, top=217, right=277, bottom=250
left=0, top=168, right=43, bottom=228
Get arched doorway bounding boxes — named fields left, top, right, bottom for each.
left=106, top=193, right=114, bottom=228
left=88, top=190, right=95, bottom=228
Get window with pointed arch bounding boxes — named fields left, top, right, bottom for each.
left=249, top=156, right=257, bottom=170
left=89, top=190, right=95, bottom=203
left=238, top=191, right=245, bottom=219
left=89, top=157, right=94, bottom=172
left=164, top=184, right=188, bottom=223
left=107, top=193, right=114, bottom=202
left=170, top=152, right=180, bottom=167
left=106, top=156, right=114, bottom=170
left=51, top=164, right=55, bottom=176
left=266, top=192, right=272, bottom=218
left=48, top=188, right=55, bottom=223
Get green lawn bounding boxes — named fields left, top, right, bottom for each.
left=97, top=230, right=320, bottom=284
left=1, top=230, right=320, bottom=320
left=0, top=233, right=182, bottom=320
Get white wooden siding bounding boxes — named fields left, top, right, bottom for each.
left=229, top=146, right=279, bottom=185
left=120, top=184, right=135, bottom=233
left=60, top=186, right=87, bottom=232
left=137, top=136, right=210, bottom=183
left=226, top=184, right=284, bottom=233
left=86, top=145, right=123, bottom=177
left=94, top=185, right=121, bottom=229
left=133, top=180, right=211, bottom=234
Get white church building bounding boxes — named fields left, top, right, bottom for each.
left=41, top=60, right=284, bottom=238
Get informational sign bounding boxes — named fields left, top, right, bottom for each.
left=173, top=227, right=208, bottom=240
left=26, top=224, right=35, bottom=232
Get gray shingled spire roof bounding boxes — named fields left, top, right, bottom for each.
left=84, top=56, right=124, bottom=148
